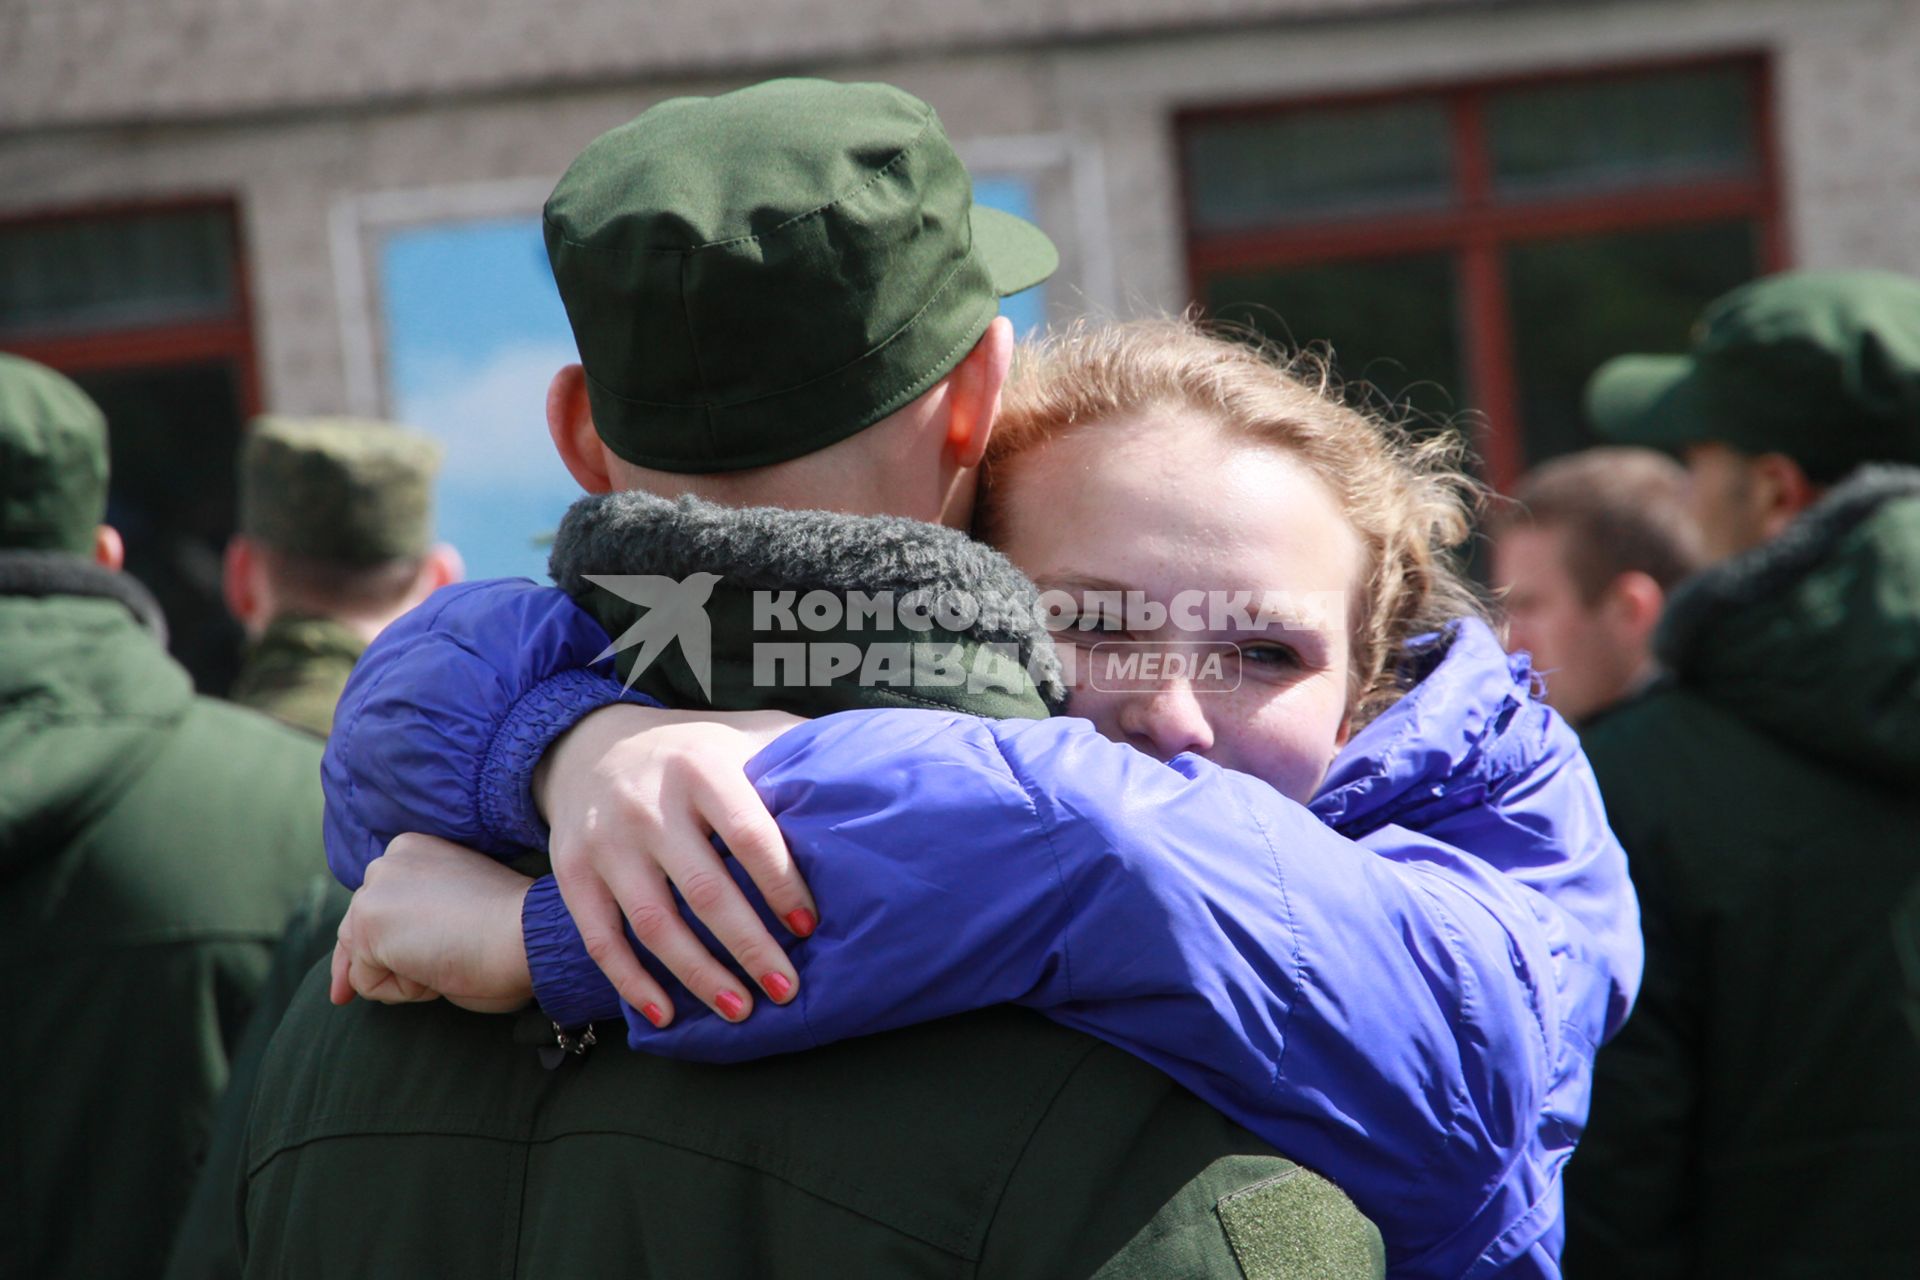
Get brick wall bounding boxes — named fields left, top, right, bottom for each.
left=0, top=0, right=1492, bottom=129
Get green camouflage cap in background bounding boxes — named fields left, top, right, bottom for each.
left=1587, top=270, right=1920, bottom=482
left=239, top=416, right=444, bottom=563
left=544, top=77, right=1059, bottom=474
left=0, top=353, right=109, bottom=555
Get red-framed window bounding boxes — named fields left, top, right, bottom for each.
left=1179, top=56, right=1784, bottom=489
left=0, top=197, right=261, bottom=692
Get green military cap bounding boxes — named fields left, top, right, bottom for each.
left=1588, top=270, right=1920, bottom=482
left=544, top=77, right=1059, bottom=474
left=0, top=353, right=109, bottom=555
left=239, top=416, right=443, bottom=563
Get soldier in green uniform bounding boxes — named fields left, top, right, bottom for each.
left=0, top=354, right=326, bottom=1280
left=223, top=415, right=456, bottom=737
left=236, top=80, right=1384, bottom=1279
left=1564, top=272, right=1920, bottom=1277
left=165, top=416, right=450, bottom=1280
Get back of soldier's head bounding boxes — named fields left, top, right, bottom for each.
left=1588, top=270, right=1920, bottom=484
left=236, top=415, right=443, bottom=617
left=0, top=354, right=109, bottom=559
left=1502, top=447, right=1707, bottom=603
left=543, top=78, right=1056, bottom=506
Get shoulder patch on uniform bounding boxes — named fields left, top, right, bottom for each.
left=1215, top=1167, right=1385, bottom=1280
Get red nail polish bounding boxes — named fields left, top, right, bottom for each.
left=763, top=972, right=793, bottom=1001
left=641, top=1003, right=667, bottom=1028
left=785, top=908, right=818, bottom=938
left=715, top=990, right=746, bottom=1020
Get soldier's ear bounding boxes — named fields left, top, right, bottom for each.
left=1750, top=451, right=1820, bottom=542
left=222, top=536, right=266, bottom=632
left=547, top=365, right=616, bottom=494
left=945, top=316, right=1013, bottom=469
left=419, top=544, right=463, bottom=593
left=1601, top=570, right=1666, bottom=653
left=93, top=524, right=124, bottom=573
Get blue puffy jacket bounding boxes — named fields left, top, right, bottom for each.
left=324, top=579, right=1640, bottom=1280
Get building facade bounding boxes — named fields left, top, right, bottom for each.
left=4, top=0, right=1918, bottom=685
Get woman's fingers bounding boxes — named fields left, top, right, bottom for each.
left=543, top=715, right=818, bottom=1027
left=605, top=837, right=762, bottom=1022
left=345, top=946, right=436, bottom=1004
left=334, top=897, right=432, bottom=1005
left=652, top=807, right=800, bottom=1010
left=554, top=854, right=677, bottom=1028
left=329, top=938, right=355, bottom=1006
left=695, top=765, right=818, bottom=940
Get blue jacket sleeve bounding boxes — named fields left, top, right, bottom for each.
left=322, top=579, right=659, bottom=888
left=525, top=708, right=1565, bottom=1277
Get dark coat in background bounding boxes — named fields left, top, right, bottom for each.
left=0, top=555, right=325, bottom=1279
left=1566, top=468, right=1920, bottom=1277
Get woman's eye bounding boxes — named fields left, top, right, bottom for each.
left=1239, top=642, right=1302, bottom=669
left=1083, top=612, right=1129, bottom=636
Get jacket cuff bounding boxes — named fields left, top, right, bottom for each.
left=523, top=874, right=626, bottom=1029
left=478, top=668, right=661, bottom=851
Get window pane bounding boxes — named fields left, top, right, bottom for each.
left=1506, top=220, right=1761, bottom=465
left=75, top=361, right=247, bottom=695
left=0, top=209, right=237, bottom=334
left=1185, top=100, right=1454, bottom=231
left=379, top=217, right=580, bottom=584
left=1202, top=253, right=1465, bottom=425
left=1489, top=67, right=1756, bottom=199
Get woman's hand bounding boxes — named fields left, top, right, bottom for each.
left=533, top=704, right=814, bottom=1027
left=330, top=834, right=536, bottom=1014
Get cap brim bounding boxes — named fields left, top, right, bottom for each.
left=971, top=204, right=1059, bottom=298
left=1585, top=354, right=1711, bottom=455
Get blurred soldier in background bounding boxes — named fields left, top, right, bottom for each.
left=223, top=416, right=457, bottom=737
left=166, top=417, right=451, bottom=1279
left=1564, top=271, right=1920, bottom=1278
left=1492, top=447, right=1706, bottom=728
left=0, top=354, right=324, bottom=1280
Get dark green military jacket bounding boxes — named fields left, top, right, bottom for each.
left=164, top=874, right=349, bottom=1280
left=1565, top=468, right=1920, bottom=1278
left=1898, top=875, right=1920, bottom=1046
left=171, top=618, right=361, bottom=1279
left=239, top=493, right=1383, bottom=1280
left=228, top=615, right=366, bottom=738
left=0, top=553, right=326, bottom=1280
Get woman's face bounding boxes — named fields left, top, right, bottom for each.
left=992, top=407, right=1364, bottom=804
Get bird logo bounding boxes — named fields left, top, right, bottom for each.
left=583, top=572, right=724, bottom=701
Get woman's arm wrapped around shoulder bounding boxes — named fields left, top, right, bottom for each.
left=521, top=707, right=1574, bottom=1276
left=323, top=578, right=654, bottom=887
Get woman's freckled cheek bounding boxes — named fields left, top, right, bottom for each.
left=1206, top=675, right=1350, bottom=804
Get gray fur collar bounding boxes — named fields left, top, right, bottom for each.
left=0, top=550, right=169, bottom=645
left=548, top=490, right=1065, bottom=705
left=1658, top=464, right=1920, bottom=668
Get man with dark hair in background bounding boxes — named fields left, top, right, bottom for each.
left=0, top=353, right=323, bottom=1279
left=1492, top=446, right=1706, bottom=728
left=224, top=415, right=459, bottom=737
left=1564, top=271, right=1920, bottom=1278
